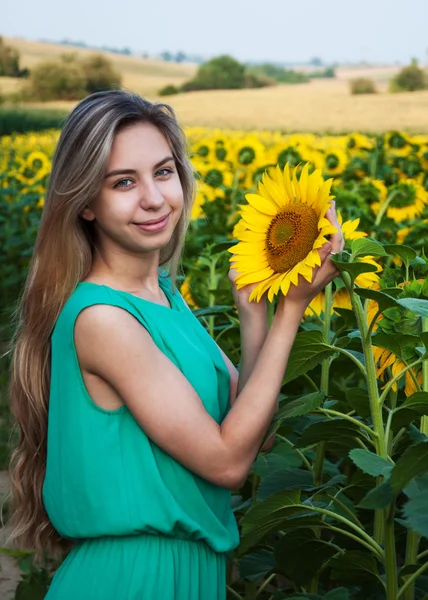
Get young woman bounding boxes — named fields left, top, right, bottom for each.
left=9, top=90, right=344, bottom=599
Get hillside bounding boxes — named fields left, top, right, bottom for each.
left=2, top=36, right=197, bottom=96
left=1, top=38, right=428, bottom=133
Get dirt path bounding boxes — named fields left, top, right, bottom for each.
left=0, top=471, right=20, bottom=600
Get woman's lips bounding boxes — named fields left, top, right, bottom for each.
left=134, top=213, right=170, bottom=232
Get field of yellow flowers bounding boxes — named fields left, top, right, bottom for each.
left=2, top=127, right=428, bottom=599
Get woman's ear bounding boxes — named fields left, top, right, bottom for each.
left=80, top=206, right=95, bottom=221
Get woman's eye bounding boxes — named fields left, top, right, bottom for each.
left=113, top=178, right=134, bottom=189
left=155, top=168, right=173, bottom=178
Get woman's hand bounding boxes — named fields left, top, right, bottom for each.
left=228, top=201, right=344, bottom=314
left=281, top=201, right=344, bottom=311
left=228, top=268, right=267, bottom=317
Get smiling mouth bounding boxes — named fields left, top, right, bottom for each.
left=133, top=212, right=171, bottom=232
left=135, top=213, right=171, bottom=226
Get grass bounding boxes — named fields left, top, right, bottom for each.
left=1, top=37, right=428, bottom=133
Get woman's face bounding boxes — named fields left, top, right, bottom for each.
left=82, top=122, right=184, bottom=257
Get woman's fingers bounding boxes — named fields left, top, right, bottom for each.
left=326, top=200, right=345, bottom=254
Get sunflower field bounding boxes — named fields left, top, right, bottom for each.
left=2, top=127, right=428, bottom=600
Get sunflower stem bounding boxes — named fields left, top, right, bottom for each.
left=313, top=283, right=333, bottom=488
left=343, top=272, right=387, bottom=551
left=374, top=189, right=399, bottom=229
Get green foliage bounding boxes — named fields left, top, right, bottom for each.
left=390, top=61, right=427, bottom=92
left=2, top=129, right=428, bottom=599
left=180, top=55, right=269, bottom=92
left=309, top=66, right=336, bottom=79
left=26, top=53, right=122, bottom=101
left=79, top=53, right=121, bottom=95
left=247, top=63, right=310, bottom=84
left=0, top=108, right=67, bottom=135
left=0, top=37, right=28, bottom=77
left=183, top=55, right=246, bottom=91
left=349, top=78, right=377, bottom=95
left=158, top=84, right=180, bottom=96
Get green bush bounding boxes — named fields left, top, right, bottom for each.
left=248, top=63, right=310, bottom=84
left=390, top=61, right=426, bottom=92
left=350, top=77, right=377, bottom=95
left=80, top=53, right=121, bottom=94
left=183, top=55, right=246, bottom=91
left=27, top=54, right=87, bottom=101
left=26, top=53, right=122, bottom=101
left=0, top=36, right=28, bottom=77
left=158, top=84, right=180, bottom=96
left=243, top=73, right=271, bottom=88
left=0, top=108, right=67, bottom=135
left=309, top=66, right=336, bottom=79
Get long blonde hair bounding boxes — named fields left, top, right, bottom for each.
left=8, top=90, right=195, bottom=560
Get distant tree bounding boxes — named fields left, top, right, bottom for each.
left=158, top=84, right=180, bottom=96
left=80, top=53, right=122, bottom=94
left=0, top=37, right=28, bottom=77
left=247, top=63, right=309, bottom=84
left=390, top=59, right=426, bottom=92
left=161, top=51, right=173, bottom=62
left=175, top=51, right=186, bottom=63
left=27, top=52, right=122, bottom=101
left=185, top=55, right=246, bottom=90
left=27, top=54, right=86, bottom=100
left=310, top=57, right=323, bottom=66
left=350, top=77, right=377, bottom=95
left=309, top=66, right=336, bottom=79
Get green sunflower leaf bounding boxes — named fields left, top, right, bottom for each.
left=273, top=391, right=326, bottom=422
left=283, top=330, right=335, bottom=384
left=354, top=288, right=399, bottom=312
left=191, top=305, right=234, bottom=317
left=275, top=530, right=338, bottom=585
left=258, top=468, right=315, bottom=501
left=330, top=550, right=382, bottom=583
left=384, top=244, right=417, bottom=265
left=346, top=388, right=371, bottom=419
left=371, top=330, right=419, bottom=357
left=402, top=490, right=428, bottom=538
left=349, top=449, right=393, bottom=478
left=298, top=419, right=366, bottom=449
left=391, top=392, right=428, bottom=430
left=389, top=441, right=428, bottom=495
left=238, top=549, right=275, bottom=581
left=358, top=481, right=394, bottom=509
left=396, top=297, right=428, bottom=318
left=238, top=489, right=303, bottom=554
left=330, top=255, right=378, bottom=282
left=351, top=238, right=388, bottom=258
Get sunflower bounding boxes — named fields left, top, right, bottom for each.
left=371, top=180, right=428, bottom=222
left=323, top=148, right=348, bottom=176
left=304, top=213, right=380, bottom=317
left=180, top=277, right=198, bottom=308
left=337, top=212, right=367, bottom=241
left=369, top=280, right=425, bottom=396
left=373, top=346, right=422, bottom=397
left=228, top=163, right=337, bottom=302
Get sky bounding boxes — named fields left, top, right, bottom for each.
left=2, top=0, right=427, bottom=65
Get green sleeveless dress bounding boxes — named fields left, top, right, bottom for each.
left=42, top=274, right=240, bottom=600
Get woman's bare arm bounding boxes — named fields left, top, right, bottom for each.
left=75, top=295, right=305, bottom=490
left=75, top=220, right=341, bottom=490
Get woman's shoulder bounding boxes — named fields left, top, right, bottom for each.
left=54, top=282, right=128, bottom=333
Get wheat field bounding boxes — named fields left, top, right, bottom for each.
left=2, top=37, right=428, bottom=133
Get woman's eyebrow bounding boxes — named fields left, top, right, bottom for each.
left=105, top=156, right=175, bottom=179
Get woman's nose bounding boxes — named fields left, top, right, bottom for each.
left=138, top=180, right=164, bottom=210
